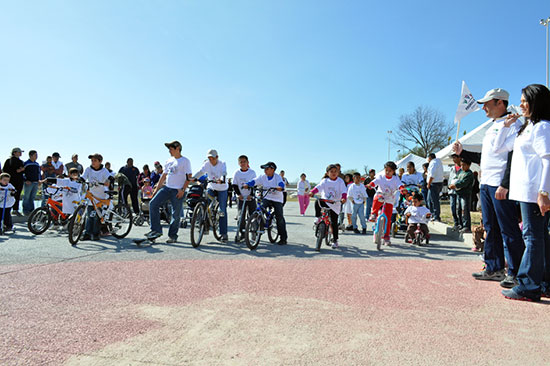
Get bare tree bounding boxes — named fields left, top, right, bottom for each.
left=392, top=106, right=453, bottom=157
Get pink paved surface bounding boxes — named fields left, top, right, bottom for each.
left=1, top=259, right=549, bottom=365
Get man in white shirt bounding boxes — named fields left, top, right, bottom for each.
left=453, top=88, right=525, bottom=287
left=426, top=153, right=444, bottom=221
left=146, top=141, right=192, bottom=243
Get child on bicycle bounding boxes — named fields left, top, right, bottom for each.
left=404, top=192, right=431, bottom=243
left=56, top=167, right=83, bottom=215
left=368, top=161, right=405, bottom=245
left=232, top=155, right=256, bottom=242
left=0, top=173, right=17, bottom=233
left=81, top=153, right=111, bottom=241
left=243, top=161, right=288, bottom=245
left=348, top=172, right=367, bottom=234
left=309, top=164, right=347, bottom=248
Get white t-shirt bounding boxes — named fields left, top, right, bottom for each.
left=477, top=117, right=523, bottom=186
left=253, top=173, right=285, bottom=203
left=404, top=205, right=431, bottom=224
left=427, top=158, right=444, bottom=183
left=233, top=168, right=256, bottom=198
left=195, top=160, right=228, bottom=191
left=313, top=177, right=347, bottom=214
left=297, top=180, right=310, bottom=195
left=57, top=178, right=82, bottom=214
left=347, top=183, right=367, bottom=205
left=164, top=156, right=192, bottom=190
left=371, top=174, right=402, bottom=202
left=401, top=171, right=424, bottom=186
left=82, top=166, right=111, bottom=201
left=0, top=183, right=16, bottom=208
left=510, top=121, right=550, bottom=203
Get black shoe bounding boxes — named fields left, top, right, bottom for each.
left=277, top=239, right=287, bottom=245
left=500, top=275, right=518, bottom=289
left=82, top=234, right=91, bottom=241
left=91, top=235, right=100, bottom=241
left=353, top=228, right=360, bottom=234
left=362, top=228, right=367, bottom=235
left=221, top=234, right=228, bottom=243
left=460, top=228, right=472, bottom=234
left=345, top=225, right=354, bottom=231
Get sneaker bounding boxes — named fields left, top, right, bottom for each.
left=146, top=231, right=162, bottom=240
left=166, top=237, right=177, bottom=244
left=472, top=269, right=506, bottom=281
left=368, top=214, right=376, bottom=222
left=500, top=275, right=518, bottom=289
left=331, top=241, right=339, bottom=248
left=353, top=228, right=360, bottom=234
left=345, top=225, right=354, bottom=231
left=502, top=289, right=539, bottom=302
left=277, top=239, right=287, bottom=245
left=362, top=228, right=367, bottom=235
left=384, top=239, right=391, bottom=246
left=221, top=234, right=228, bottom=243
left=300, top=214, right=305, bottom=217
left=82, top=233, right=91, bottom=241
left=91, top=235, right=100, bottom=241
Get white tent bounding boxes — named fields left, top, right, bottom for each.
left=377, top=153, right=427, bottom=175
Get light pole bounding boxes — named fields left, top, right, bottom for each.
left=387, top=130, right=392, bottom=161
left=541, top=17, right=550, bottom=88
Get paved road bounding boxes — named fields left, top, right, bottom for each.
left=2, top=202, right=548, bottom=366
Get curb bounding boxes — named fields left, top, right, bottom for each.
left=428, top=221, right=473, bottom=247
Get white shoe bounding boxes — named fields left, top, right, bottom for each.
left=384, top=239, right=391, bottom=246
left=331, top=241, right=339, bottom=248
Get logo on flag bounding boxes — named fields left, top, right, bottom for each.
left=454, top=81, right=479, bottom=123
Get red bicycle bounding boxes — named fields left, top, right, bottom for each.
left=314, top=198, right=335, bottom=251
left=27, top=185, right=75, bottom=235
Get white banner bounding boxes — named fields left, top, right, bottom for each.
left=454, top=81, right=479, bottom=123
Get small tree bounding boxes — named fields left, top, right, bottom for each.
left=392, top=106, right=453, bottom=158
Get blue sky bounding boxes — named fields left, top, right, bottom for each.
left=1, top=1, right=549, bottom=182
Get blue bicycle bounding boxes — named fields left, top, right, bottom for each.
left=372, top=195, right=390, bottom=251
left=244, top=186, right=280, bottom=250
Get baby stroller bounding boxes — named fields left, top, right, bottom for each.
left=134, top=189, right=152, bottom=226
left=181, top=183, right=204, bottom=229
left=391, top=186, right=419, bottom=237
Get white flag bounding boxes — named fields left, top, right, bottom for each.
left=454, top=81, right=480, bottom=123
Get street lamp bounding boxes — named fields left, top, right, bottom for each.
left=387, top=130, right=392, bottom=161
left=541, top=17, right=550, bottom=88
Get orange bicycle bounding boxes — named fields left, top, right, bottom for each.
left=27, top=185, right=79, bottom=235
left=67, top=182, right=133, bottom=245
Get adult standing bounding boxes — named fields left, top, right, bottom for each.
left=64, top=154, right=84, bottom=175
left=119, top=158, right=140, bottom=214
left=297, top=173, right=310, bottom=216
left=364, top=169, right=376, bottom=219
left=454, top=88, right=525, bottom=288
left=280, top=170, right=290, bottom=206
left=51, top=152, right=64, bottom=177
left=501, top=84, right=550, bottom=302
left=193, top=149, right=229, bottom=243
left=146, top=141, right=192, bottom=243
left=22, top=150, right=41, bottom=215
left=138, top=164, right=152, bottom=188
left=3, top=148, right=25, bottom=215
left=426, top=153, right=444, bottom=221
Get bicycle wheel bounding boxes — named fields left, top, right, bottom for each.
left=109, top=204, right=133, bottom=239
left=325, top=223, right=332, bottom=247
left=68, top=204, right=87, bottom=245
left=245, top=211, right=262, bottom=250
left=315, top=221, right=326, bottom=252
left=267, top=216, right=279, bottom=243
left=375, top=216, right=385, bottom=251
left=211, top=201, right=222, bottom=241
left=190, top=203, right=206, bottom=248
left=391, top=222, right=398, bottom=238
left=27, top=207, right=52, bottom=235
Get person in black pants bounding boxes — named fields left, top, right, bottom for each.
left=3, top=148, right=25, bottom=215
left=118, top=158, right=140, bottom=214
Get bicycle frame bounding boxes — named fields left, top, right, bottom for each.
left=250, top=187, right=278, bottom=231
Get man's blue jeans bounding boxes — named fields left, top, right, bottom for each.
left=479, top=184, right=525, bottom=275
left=352, top=202, right=366, bottom=229
left=22, top=182, right=39, bottom=215
left=207, top=189, right=228, bottom=235
left=149, top=187, right=183, bottom=239
left=513, top=202, right=550, bottom=298
left=427, top=182, right=443, bottom=220
left=365, top=196, right=374, bottom=218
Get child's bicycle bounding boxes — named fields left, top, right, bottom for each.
left=313, top=198, right=334, bottom=252
left=412, top=223, right=430, bottom=246
left=372, top=196, right=390, bottom=251
left=189, top=179, right=222, bottom=248
left=27, top=185, right=78, bottom=235
left=67, top=182, right=133, bottom=245
left=244, top=186, right=280, bottom=250
left=234, top=195, right=254, bottom=243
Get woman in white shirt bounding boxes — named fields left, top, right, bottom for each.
left=297, top=173, right=310, bottom=216
left=502, top=84, right=550, bottom=302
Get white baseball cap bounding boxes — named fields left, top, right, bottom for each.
left=207, top=149, right=218, bottom=158
left=477, top=88, right=509, bottom=104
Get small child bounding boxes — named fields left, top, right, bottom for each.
left=82, top=154, right=111, bottom=241
left=347, top=172, right=367, bottom=234
left=368, top=161, right=405, bottom=245
left=449, top=157, right=474, bottom=234
left=404, top=192, right=431, bottom=243
left=309, top=164, right=347, bottom=248
left=0, top=173, right=17, bottom=233
left=57, top=167, right=83, bottom=215
left=141, top=178, right=153, bottom=200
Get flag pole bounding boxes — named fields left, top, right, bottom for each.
left=455, top=119, right=461, bottom=142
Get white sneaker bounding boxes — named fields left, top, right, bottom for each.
left=331, top=241, right=339, bottom=248
left=384, top=239, right=391, bottom=246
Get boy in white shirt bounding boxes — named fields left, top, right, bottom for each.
left=193, top=149, right=229, bottom=243
left=81, top=154, right=112, bottom=241
left=348, top=172, right=367, bottom=234
left=404, top=193, right=431, bottom=243
left=232, top=155, right=256, bottom=242
left=0, top=173, right=17, bottom=233
left=56, top=168, right=83, bottom=215
left=243, top=161, right=288, bottom=245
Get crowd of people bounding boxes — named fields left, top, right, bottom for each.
left=1, top=84, right=549, bottom=302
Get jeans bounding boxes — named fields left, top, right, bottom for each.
left=458, top=193, right=471, bottom=230
left=427, top=182, right=443, bottom=220
left=149, top=186, right=184, bottom=239
left=208, top=189, right=228, bottom=235
left=449, top=193, right=462, bottom=228
left=479, top=184, right=525, bottom=275
left=22, top=182, right=39, bottom=215
left=352, top=202, right=366, bottom=229
left=84, top=206, right=100, bottom=236
left=513, top=202, right=550, bottom=298
left=262, top=199, right=287, bottom=241
left=365, top=196, right=374, bottom=218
